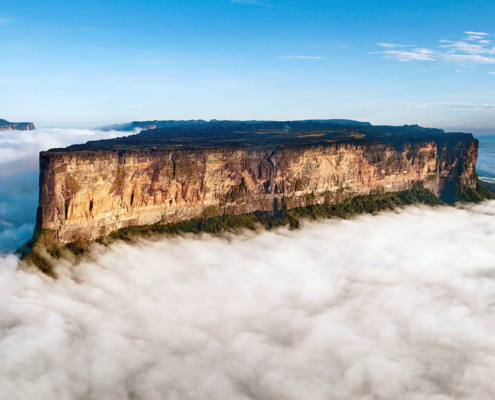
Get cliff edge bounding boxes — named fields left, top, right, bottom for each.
left=33, top=121, right=492, bottom=246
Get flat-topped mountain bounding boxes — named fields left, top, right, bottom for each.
left=35, top=121, right=492, bottom=247
left=0, top=119, right=35, bottom=131
left=100, top=119, right=371, bottom=132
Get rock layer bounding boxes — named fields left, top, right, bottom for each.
left=37, top=125, right=478, bottom=243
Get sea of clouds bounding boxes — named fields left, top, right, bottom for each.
left=0, top=128, right=495, bottom=399
left=1, top=203, right=495, bottom=399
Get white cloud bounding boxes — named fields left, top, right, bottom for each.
left=480, top=176, right=495, bottom=184
left=375, top=32, right=495, bottom=65
left=0, top=127, right=137, bottom=171
left=379, top=48, right=436, bottom=62
left=441, top=53, right=495, bottom=64
left=276, top=56, right=325, bottom=60
left=376, top=43, right=414, bottom=48
left=465, top=31, right=489, bottom=36
left=489, top=72, right=495, bottom=75
left=439, top=40, right=495, bottom=55
left=1, top=202, right=495, bottom=398
left=94, top=75, right=175, bottom=82
left=355, top=101, right=495, bottom=111
left=440, top=102, right=495, bottom=109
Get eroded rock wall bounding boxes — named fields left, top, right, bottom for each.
left=37, top=137, right=478, bottom=243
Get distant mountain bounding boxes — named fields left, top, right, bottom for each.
left=98, top=119, right=371, bottom=131
left=299, top=119, right=371, bottom=126
left=0, top=119, right=35, bottom=131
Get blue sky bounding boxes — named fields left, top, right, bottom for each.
left=1, top=0, right=494, bottom=131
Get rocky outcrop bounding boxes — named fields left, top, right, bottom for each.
left=0, top=119, right=35, bottom=131
left=35, top=122, right=480, bottom=244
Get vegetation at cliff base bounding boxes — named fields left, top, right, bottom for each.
left=439, top=179, right=495, bottom=204
left=24, top=180, right=495, bottom=275
left=23, top=186, right=443, bottom=274
left=104, top=185, right=443, bottom=241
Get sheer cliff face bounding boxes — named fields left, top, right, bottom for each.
left=37, top=137, right=478, bottom=243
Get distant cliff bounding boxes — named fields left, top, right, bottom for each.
left=33, top=121, right=491, bottom=245
left=0, top=119, right=35, bottom=131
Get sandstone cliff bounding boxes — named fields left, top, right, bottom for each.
left=0, top=119, right=35, bottom=131
left=36, top=122, right=481, bottom=244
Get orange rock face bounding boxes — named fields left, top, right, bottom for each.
left=37, top=138, right=478, bottom=243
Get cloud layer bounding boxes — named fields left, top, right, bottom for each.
left=0, top=127, right=136, bottom=172
left=0, top=128, right=136, bottom=254
left=1, top=202, right=495, bottom=399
